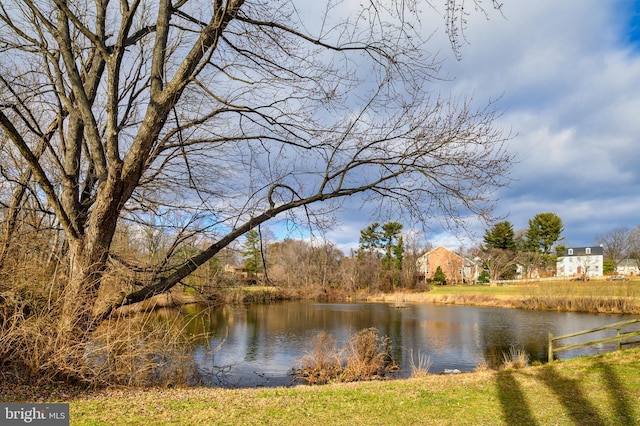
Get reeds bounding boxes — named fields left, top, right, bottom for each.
left=85, top=311, right=213, bottom=387
left=501, top=346, right=529, bottom=369
left=408, top=348, right=432, bottom=377
left=0, top=284, right=217, bottom=387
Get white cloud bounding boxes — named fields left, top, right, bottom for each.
left=270, top=1, right=640, bottom=252
left=424, top=1, right=640, bottom=247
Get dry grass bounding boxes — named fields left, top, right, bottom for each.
left=501, top=346, right=530, bottom=370
left=341, top=328, right=397, bottom=382
left=0, top=285, right=77, bottom=384
left=408, top=348, right=432, bottom=377
left=369, top=280, right=640, bottom=314
left=84, top=312, right=213, bottom=388
left=0, top=281, right=216, bottom=388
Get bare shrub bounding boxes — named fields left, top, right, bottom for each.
left=294, top=331, right=343, bottom=385
left=342, top=328, right=398, bottom=381
left=0, top=284, right=217, bottom=388
left=294, top=328, right=397, bottom=385
left=84, top=310, right=215, bottom=387
left=0, top=287, right=72, bottom=384
left=501, top=346, right=529, bottom=370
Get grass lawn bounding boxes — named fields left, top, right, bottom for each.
left=424, top=278, right=640, bottom=298
left=31, top=347, right=638, bottom=425
left=371, top=279, right=640, bottom=314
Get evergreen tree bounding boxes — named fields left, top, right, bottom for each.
left=242, top=229, right=262, bottom=276
left=393, top=235, right=404, bottom=271
left=483, top=221, right=516, bottom=251
left=525, top=212, right=564, bottom=255
left=477, top=269, right=490, bottom=284
left=433, top=266, right=447, bottom=285
left=381, top=222, right=403, bottom=270
left=359, top=222, right=381, bottom=254
left=482, top=221, right=517, bottom=280
left=359, top=222, right=404, bottom=271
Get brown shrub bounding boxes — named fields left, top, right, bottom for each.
left=341, top=328, right=397, bottom=381
left=294, top=328, right=397, bottom=385
left=294, top=331, right=343, bottom=385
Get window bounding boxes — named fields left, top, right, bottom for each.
left=585, top=247, right=591, bottom=254
left=568, top=249, right=573, bottom=255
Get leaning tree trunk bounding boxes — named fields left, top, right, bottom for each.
left=57, top=176, right=123, bottom=346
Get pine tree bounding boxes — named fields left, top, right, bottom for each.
left=242, top=229, right=262, bottom=276
left=381, top=222, right=403, bottom=270
left=483, top=221, right=516, bottom=251
left=433, top=266, right=447, bottom=285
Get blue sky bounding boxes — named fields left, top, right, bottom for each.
left=270, top=1, right=640, bottom=253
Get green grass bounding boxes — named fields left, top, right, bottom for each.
left=4, top=348, right=639, bottom=425
left=66, top=348, right=640, bottom=425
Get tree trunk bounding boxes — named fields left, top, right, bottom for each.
left=58, top=176, right=122, bottom=337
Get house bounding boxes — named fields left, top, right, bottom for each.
left=463, top=257, right=481, bottom=283
left=223, top=264, right=248, bottom=278
left=515, top=263, right=541, bottom=280
left=417, top=246, right=477, bottom=283
left=556, top=246, right=604, bottom=278
left=616, top=259, right=640, bottom=276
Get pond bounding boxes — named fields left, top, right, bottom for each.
left=161, top=301, right=639, bottom=388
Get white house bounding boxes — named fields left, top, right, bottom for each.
left=556, top=246, right=604, bottom=278
left=616, top=259, right=640, bottom=276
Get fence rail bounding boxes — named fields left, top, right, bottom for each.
left=548, top=318, right=640, bottom=362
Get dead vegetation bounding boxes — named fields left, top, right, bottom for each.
left=0, top=270, right=217, bottom=387
left=294, top=328, right=398, bottom=385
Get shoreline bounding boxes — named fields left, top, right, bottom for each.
left=115, top=281, right=640, bottom=316
left=366, top=290, right=640, bottom=315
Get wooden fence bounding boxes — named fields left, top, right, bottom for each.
left=548, top=318, right=640, bottom=362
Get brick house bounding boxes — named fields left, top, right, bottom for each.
left=417, top=246, right=471, bottom=284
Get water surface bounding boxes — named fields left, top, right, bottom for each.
left=170, top=301, right=639, bottom=388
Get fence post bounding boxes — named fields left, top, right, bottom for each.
left=548, top=332, right=554, bottom=362
left=617, top=329, right=621, bottom=351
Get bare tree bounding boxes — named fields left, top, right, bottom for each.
left=0, top=0, right=510, bottom=354
left=482, top=247, right=517, bottom=281
left=596, top=227, right=630, bottom=270
left=626, top=225, right=640, bottom=261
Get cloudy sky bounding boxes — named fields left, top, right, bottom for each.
left=274, top=1, right=640, bottom=253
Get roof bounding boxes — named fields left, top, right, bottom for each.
left=559, top=246, right=604, bottom=257
left=617, top=258, right=639, bottom=267
left=419, top=246, right=462, bottom=259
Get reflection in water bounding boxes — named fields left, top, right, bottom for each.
left=158, top=302, right=638, bottom=388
